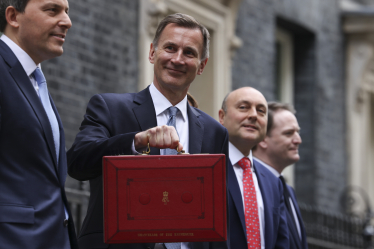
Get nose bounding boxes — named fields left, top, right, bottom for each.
left=59, top=12, right=72, bottom=30
left=293, top=132, right=302, bottom=144
left=170, top=49, right=185, bottom=65
left=247, top=107, right=258, bottom=121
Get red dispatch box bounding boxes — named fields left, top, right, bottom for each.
left=103, top=154, right=226, bottom=244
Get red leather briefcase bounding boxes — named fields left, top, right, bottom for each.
left=102, top=154, right=226, bottom=244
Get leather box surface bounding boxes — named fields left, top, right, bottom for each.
left=103, top=154, right=226, bottom=244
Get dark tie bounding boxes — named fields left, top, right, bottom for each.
left=164, top=106, right=179, bottom=155
left=33, top=67, right=60, bottom=163
left=238, top=157, right=261, bottom=249
left=163, top=106, right=181, bottom=249
left=279, top=175, right=298, bottom=230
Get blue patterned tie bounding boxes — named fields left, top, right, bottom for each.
left=33, top=67, right=60, bottom=163
left=163, top=106, right=181, bottom=249
left=164, top=106, right=179, bottom=155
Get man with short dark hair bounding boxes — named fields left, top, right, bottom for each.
left=0, top=0, right=77, bottom=248
left=253, top=102, right=307, bottom=249
left=68, top=13, right=229, bottom=249
left=219, top=87, right=289, bottom=249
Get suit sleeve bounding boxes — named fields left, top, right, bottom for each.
left=67, top=94, right=137, bottom=181
left=275, top=178, right=290, bottom=249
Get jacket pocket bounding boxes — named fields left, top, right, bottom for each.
left=0, top=204, right=34, bottom=224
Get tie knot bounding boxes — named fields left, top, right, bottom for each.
left=168, top=106, right=178, bottom=117
left=32, top=67, right=46, bottom=86
left=238, top=157, right=251, bottom=171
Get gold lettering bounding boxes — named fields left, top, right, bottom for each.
left=166, top=233, right=173, bottom=236
left=137, top=233, right=158, bottom=237
left=173, top=233, right=194, bottom=236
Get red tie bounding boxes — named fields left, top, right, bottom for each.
left=238, top=157, right=261, bottom=249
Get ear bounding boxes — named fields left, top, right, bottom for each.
left=218, top=109, right=225, bottom=125
left=258, top=139, right=268, bottom=149
left=148, top=43, right=156, bottom=64
left=197, top=58, right=208, bottom=75
left=5, top=6, right=20, bottom=29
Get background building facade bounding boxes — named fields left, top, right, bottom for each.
left=34, top=0, right=374, bottom=247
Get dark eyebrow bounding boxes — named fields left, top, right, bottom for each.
left=184, top=46, right=198, bottom=55
left=43, top=2, right=69, bottom=12
left=164, top=41, right=177, bottom=47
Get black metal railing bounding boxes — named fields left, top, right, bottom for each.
left=299, top=203, right=373, bottom=249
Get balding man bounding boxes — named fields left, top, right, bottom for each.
left=219, top=87, right=289, bottom=249
left=253, top=102, right=307, bottom=249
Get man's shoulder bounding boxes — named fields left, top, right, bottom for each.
left=253, top=158, right=279, bottom=181
left=190, top=106, right=225, bottom=130
left=0, top=40, right=15, bottom=69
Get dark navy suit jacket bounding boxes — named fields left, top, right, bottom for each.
left=228, top=156, right=289, bottom=249
left=0, top=40, right=77, bottom=248
left=67, top=87, right=229, bottom=249
left=286, top=184, right=308, bottom=249
left=254, top=159, right=308, bottom=249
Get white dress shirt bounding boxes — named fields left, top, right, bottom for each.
left=229, top=143, right=265, bottom=249
left=254, top=157, right=302, bottom=239
left=149, top=83, right=190, bottom=249
left=0, top=34, right=69, bottom=220
left=149, top=83, right=189, bottom=154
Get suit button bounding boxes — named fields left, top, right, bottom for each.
left=63, top=219, right=69, bottom=227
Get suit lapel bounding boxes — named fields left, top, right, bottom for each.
left=132, top=87, right=160, bottom=155
left=0, top=41, right=58, bottom=169
left=50, top=95, right=67, bottom=186
left=289, top=187, right=307, bottom=247
left=285, top=204, right=302, bottom=249
left=187, top=105, right=203, bottom=154
left=228, top=161, right=246, bottom=235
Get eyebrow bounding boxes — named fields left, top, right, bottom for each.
left=43, top=2, right=69, bottom=12
left=164, top=42, right=199, bottom=55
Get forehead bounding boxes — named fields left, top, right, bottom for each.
left=158, top=23, right=203, bottom=47
left=27, top=0, right=69, bottom=8
left=273, top=110, right=299, bottom=129
left=228, top=88, right=267, bottom=107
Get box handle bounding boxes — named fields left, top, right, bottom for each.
left=141, top=143, right=189, bottom=155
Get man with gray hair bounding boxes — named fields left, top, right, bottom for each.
left=68, top=13, right=229, bottom=249
left=253, top=102, right=307, bottom=249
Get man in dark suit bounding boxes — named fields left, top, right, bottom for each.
left=219, top=87, right=289, bottom=249
left=0, top=0, right=78, bottom=248
left=67, top=13, right=229, bottom=249
left=253, top=102, right=307, bottom=249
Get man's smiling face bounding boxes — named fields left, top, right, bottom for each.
left=14, top=0, right=72, bottom=64
left=149, top=23, right=207, bottom=98
left=219, top=87, right=268, bottom=154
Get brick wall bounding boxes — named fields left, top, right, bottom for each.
left=42, top=0, right=140, bottom=194
left=233, top=0, right=346, bottom=211
left=43, top=0, right=139, bottom=149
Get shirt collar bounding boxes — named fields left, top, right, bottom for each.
left=229, top=142, right=253, bottom=167
left=149, top=83, right=188, bottom=121
left=253, top=157, right=281, bottom=177
left=0, top=34, right=39, bottom=76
